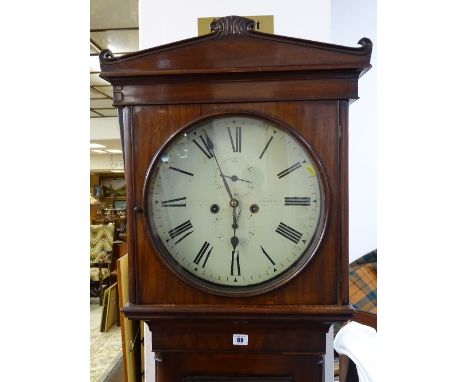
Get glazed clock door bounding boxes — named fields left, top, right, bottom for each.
left=143, top=114, right=328, bottom=296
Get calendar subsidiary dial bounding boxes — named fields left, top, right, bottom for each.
left=143, top=114, right=328, bottom=296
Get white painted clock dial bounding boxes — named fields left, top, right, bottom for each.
left=144, top=114, right=327, bottom=295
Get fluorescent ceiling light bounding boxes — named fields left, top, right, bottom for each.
left=90, top=143, right=106, bottom=149
left=91, top=150, right=107, bottom=154
left=111, top=170, right=124, bottom=173
left=106, top=149, right=123, bottom=154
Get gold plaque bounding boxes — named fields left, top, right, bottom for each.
left=197, top=15, right=274, bottom=36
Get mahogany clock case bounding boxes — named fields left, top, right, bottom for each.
left=99, top=16, right=372, bottom=382
left=99, top=15, right=372, bottom=309
left=122, top=100, right=345, bottom=307
left=141, top=111, right=330, bottom=298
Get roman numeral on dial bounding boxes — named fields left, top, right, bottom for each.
left=260, top=245, right=275, bottom=265
left=192, top=135, right=213, bottom=159
left=259, top=136, right=273, bottom=159
left=161, top=197, right=186, bottom=207
left=227, top=126, right=241, bottom=152
left=168, top=220, right=194, bottom=244
left=275, top=222, right=303, bottom=244
left=277, top=162, right=301, bottom=179
left=169, top=166, right=193, bottom=176
left=231, top=251, right=241, bottom=276
left=193, top=241, right=213, bottom=268
left=284, top=197, right=311, bottom=206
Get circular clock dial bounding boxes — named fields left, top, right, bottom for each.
left=144, top=114, right=327, bottom=296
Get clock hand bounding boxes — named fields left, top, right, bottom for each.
left=231, top=208, right=241, bottom=251
left=221, top=174, right=253, bottom=184
left=203, top=129, right=235, bottom=201
left=202, top=129, right=242, bottom=271
left=230, top=208, right=241, bottom=276
left=231, top=238, right=239, bottom=251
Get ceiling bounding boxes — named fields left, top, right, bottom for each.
left=90, top=0, right=139, bottom=119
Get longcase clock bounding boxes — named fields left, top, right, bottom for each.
left=100, top=16, right=372, bottom=382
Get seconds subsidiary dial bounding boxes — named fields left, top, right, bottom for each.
left=143, top=114, right=327, bottom=296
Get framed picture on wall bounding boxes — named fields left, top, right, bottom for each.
left=101, top=177, right=126, bottom=197
left=114, top=199, right=127, bottom=210
left=93, top=185, right=102, bottom=199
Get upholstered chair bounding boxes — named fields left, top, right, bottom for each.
left=90, top=223, right=115, bottom=305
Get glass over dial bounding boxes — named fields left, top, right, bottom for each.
left=144, top=114, right=327, bottom=295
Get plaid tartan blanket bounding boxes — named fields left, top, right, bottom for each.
left=349, top=250, right=377, bottom=314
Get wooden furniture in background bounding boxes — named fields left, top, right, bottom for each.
left=100, top=282, right=118, bottom=332
left=90, top=202, right=103, bottom=224
left=90, top=173, right=127, bottom=214
left=118, top=255, right=141, bottom=382
left=100, top=16, right=372, bottom=382
left=90, top=223, right=115, bottom=305
left=110, top=239, right=128, bottom=327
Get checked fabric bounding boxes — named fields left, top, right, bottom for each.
left=349, top=250, right=377, bottom=314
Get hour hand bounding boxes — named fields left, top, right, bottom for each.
left=231, top=249, right=240, bottom=276
left=231, top=235, right=239, bottom=251
left=221, top=174, right=253, bottom=184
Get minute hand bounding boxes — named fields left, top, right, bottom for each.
left=204, top=129, right=234, bottom=200
left=231, top=208, right=241, bottom=251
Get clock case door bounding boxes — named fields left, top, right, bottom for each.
left=99, top=16, right=372, bottom=316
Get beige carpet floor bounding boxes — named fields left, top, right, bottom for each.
left=90, top=298, right=124, bottom=382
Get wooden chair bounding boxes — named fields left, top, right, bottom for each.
left=90, top=223, right=115, bottom=305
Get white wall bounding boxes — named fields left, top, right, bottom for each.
left=90, top=117, right=120, bottom=140
left=331, top=0, right=377, bottom=261
left=90, top=117, right=123, bottom=171
left=139, top=0, right=331, bottom=48
left=90, top=153, right=124, bottom=172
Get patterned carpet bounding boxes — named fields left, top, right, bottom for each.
left=90, top=298, right=124, bottom=382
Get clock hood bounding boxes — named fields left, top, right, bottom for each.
left=99, top=15, right=372, bottom=81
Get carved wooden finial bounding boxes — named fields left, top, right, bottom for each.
left=358, top=37, right=373, bottom=53
left=210, top=16, right=255, bottom=36
left=99, top=49, right=115, bottom=63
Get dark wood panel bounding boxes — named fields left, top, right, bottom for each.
left=111, top=76, right=358, bottom=106
left=353, top=310, right=377, bottom=330
left=158, top=352, right=323, bottom=382
left=338, top=101, right=350, bottom=305
left=121, top=106, right=137, bottom=303
left=148, top=320, right=328, bottom=353
left=125, top=100, right=342, bottom=306
left=130, top=104, right=202, bottom=305
left=123, top=304, right=354, bottom=319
